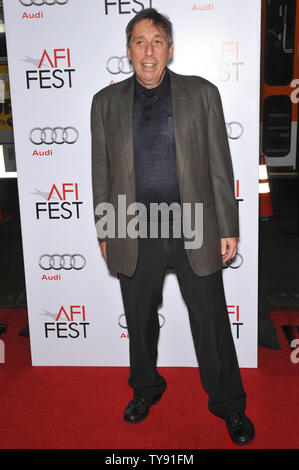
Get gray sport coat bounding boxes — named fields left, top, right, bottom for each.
left=91, top=68, right=239, bottom=277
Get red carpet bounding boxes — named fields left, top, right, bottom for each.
left=0, top=308, right=298, bottom=449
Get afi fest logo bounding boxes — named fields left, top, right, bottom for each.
left=25, top=48, right=75, bottom=89
left=196, top=41, right=244, bottom=82
left=42, top=305, right=90, bottom=339
left=104, top=0, right=153, bottom=15
left=227, top=305, right=243, bottom=339
left=235, top=179, right=244, bottom=210
left=33, top=183, right=83, bottom=220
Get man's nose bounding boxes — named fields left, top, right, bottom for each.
left=145, top=42, right=153, bottom=56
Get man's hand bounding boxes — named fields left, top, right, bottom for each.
left=221, top=237, right=238, bottom=264
left=100, top=241, right=107, bottom=261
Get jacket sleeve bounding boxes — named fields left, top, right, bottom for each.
left=90, top=94, right=111, bottom=242
left=207, top=86, right=239, bottom=238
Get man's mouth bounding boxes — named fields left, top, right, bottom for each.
left=142, top=63, right=156, bottom=69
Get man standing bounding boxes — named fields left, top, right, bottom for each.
left=91, top=8, right=254, bottom=446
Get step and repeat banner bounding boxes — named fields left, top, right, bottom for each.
left=3, top=0, right=260, bottom=367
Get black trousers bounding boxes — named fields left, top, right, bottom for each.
left=118, top=229, right=246, bottom=420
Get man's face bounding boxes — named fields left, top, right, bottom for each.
left=126, top=19, right=173, bottom=89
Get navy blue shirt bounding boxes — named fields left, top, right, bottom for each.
left=133, top=70, right=181, bottom=222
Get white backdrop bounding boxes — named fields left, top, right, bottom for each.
left=3, top=0, right=260, bottom=367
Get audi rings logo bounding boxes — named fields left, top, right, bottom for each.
left=226, top=122, right=244, bottom=140
left=107, top=56, right=133, bottom=75
left=19, top=0, right=69, bottom=5
left=30, top=127, right=79, bottom=145
left=223, top=253, right=243, bottom=269
left=118, top=313, right=166, bottom=329
left=39, top=254, right=86, bottom=270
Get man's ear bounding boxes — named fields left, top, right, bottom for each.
left=168, top=44, right=174, bottom=60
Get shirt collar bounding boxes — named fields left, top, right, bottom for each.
left=134, top=68, right=170, bottom=100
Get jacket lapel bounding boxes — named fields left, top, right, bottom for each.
left=119, top=76, right=135, bottom=180
left=168, top=69, right=189, bottom=200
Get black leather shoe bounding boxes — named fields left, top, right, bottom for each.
left=225, top=413, right=255, bottom=446
left=124, top=395, right=162, bottom=424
